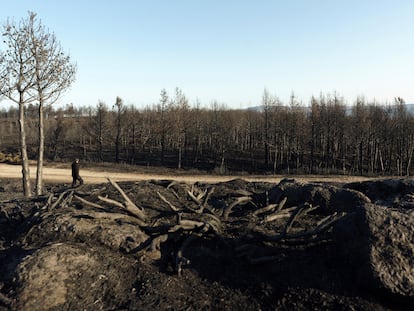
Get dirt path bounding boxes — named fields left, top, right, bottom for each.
left=0, top=163, right=384, bottom=185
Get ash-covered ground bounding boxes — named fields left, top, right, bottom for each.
left=1, top=177, right=414, bottom=310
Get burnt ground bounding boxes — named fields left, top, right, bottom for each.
left=0, top=177, right=413, bottom=310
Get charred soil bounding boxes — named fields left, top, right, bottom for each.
left=0, top=177, right=413, bottom=310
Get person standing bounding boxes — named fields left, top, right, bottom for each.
left=71, top=158, right=84, bottom=187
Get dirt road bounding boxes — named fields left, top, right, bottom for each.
left=0, top=163, right=383, bottom=185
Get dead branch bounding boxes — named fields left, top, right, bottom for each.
left=107, top=178, right=143, bottom=211
left=196, top=188, right=208, bottom=201
left=50, top=190, right=72, bottom=209
left=285, top=212, right=346, bottom=240
left=43, top=193, right=54, bottom=209
left=263, top=209, right=346, bottom=243
left=201, top=218, right=222, bottom=234
left=275, top=196, right=288, bottom=211
left=73, top=195, right=152, bottom=228
left=59, top=190, right=74, bottom=209
left=166, top=181, right=182, bottom=199
left=300, top=204, right=319, bottom=216
left=187, top=189, right=201, bottom=205
left=262, top=206, right=297, bottom=223
left=170, top=188, right=181, bottom=200
left=74, top=195, right=107, bottom=210
left=167, top=181, right=179, bottom=189
left=263, top=211, right=291, bottom=222
left=234, top=189, right=253, bottom=197
left=186, top=187, right=215, bottom=214
left=262, top=203, right=318, bottom=224
left=253, top=203, right=278, bottom=216
left=150, top=234, right=169, bottom=251
left=201, top=213, right=222, bottom=232
left=157, top=191, right=179, bottom=212
left=196, top=186, right=215, bottom=214
left=261, top=204, right=306, bottom=241
left=189, top=183, right=208, bottom=202
left=222, top=196, right=251, bottom=220
left=170, top=219, right=206, bottom=232
left=98, top=194, right=146, bottom=223
left=97, top=195, right=124, bottom=209
left=316, top=212, right=337, bottom=227
left=107, top=178, right=146, bottom=222
left=283, top=204, right=308, bottom=235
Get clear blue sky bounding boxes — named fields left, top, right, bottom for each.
left=1, top=0, right=413, bottom=108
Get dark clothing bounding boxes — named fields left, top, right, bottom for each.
left=71, top=160, right=84, bottom=187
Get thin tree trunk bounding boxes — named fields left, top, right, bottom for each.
left=220, top=150, right=225, bottom=174
left=131, top=124, right=136, bottom=164
left=378, top=148, right=385, bottom=174
left=115, top=110, right=121, bottom=163
left=18, top=101, right=31, bottom=197
left=406, top=147, right=414, bottom=176
left=36, top=100, right=44, bottom=195
left=178, top=141, right=182, bottom=169
left=83, top=135, right=87, bottom=159
left=359, top=141, right=363, bottom=176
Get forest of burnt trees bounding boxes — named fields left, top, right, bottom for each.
left=1, top=89, right=414, bottom=177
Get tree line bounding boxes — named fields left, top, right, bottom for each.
left=1, top=13, right=413, bottom=198
left=1, top=89, right=414, bottom=178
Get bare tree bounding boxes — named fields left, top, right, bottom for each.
left=169, top=88, right=189, bottom=169
left=113, top=96, right=124, bottom=163
left=0, top=12, right=75, bottom=196
left=88, top=102, right=110, bottom=162
left=157, top=89, right=168, bottom=165
left=0, top=15, right=37, bottom=196
left=27, top=12, right=76, bottom=195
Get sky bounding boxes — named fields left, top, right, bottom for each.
left=1, top=0, right=413, bottom=109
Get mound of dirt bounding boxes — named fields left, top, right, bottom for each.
left=0, top=177, right=413, bottom=310
left=334, top=203, right=414, bottom=300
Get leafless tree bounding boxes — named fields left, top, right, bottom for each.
left=0, top=12, right=75, bottom=196
left=0, top=15, right=37, bottom=196
left=157, top=89, right=169, bottom=164
left=113, top=96, right=124, bottom=163
left=169, top=88, right=189, bottom=169
left=27, top=12, right=76, bottom=194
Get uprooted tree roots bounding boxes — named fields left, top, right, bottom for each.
left=0, top=177, right=413, bottom=310
left=73, top=178, right=346, bottom=272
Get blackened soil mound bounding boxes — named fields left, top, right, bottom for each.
left=0, top=178, right=413, bottom=310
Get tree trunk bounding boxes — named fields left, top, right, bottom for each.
left=131, top=124, right=136, bottom=164
left=359, top=141, right=363, bottom=176
left=36, top=100, right=45, bottom=195
left=161, top=131, right=165, bottom=165
left=178, top=139, right=182, bottom=169
left=406, top=147, right=414, bottom=176
left=379, top=148, right=385, bottom=174
left=115, top=110, right=121, bottom=163
left=18, top=101, right=31, bottom=197
left=83, top=135, right=87, bottom=159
